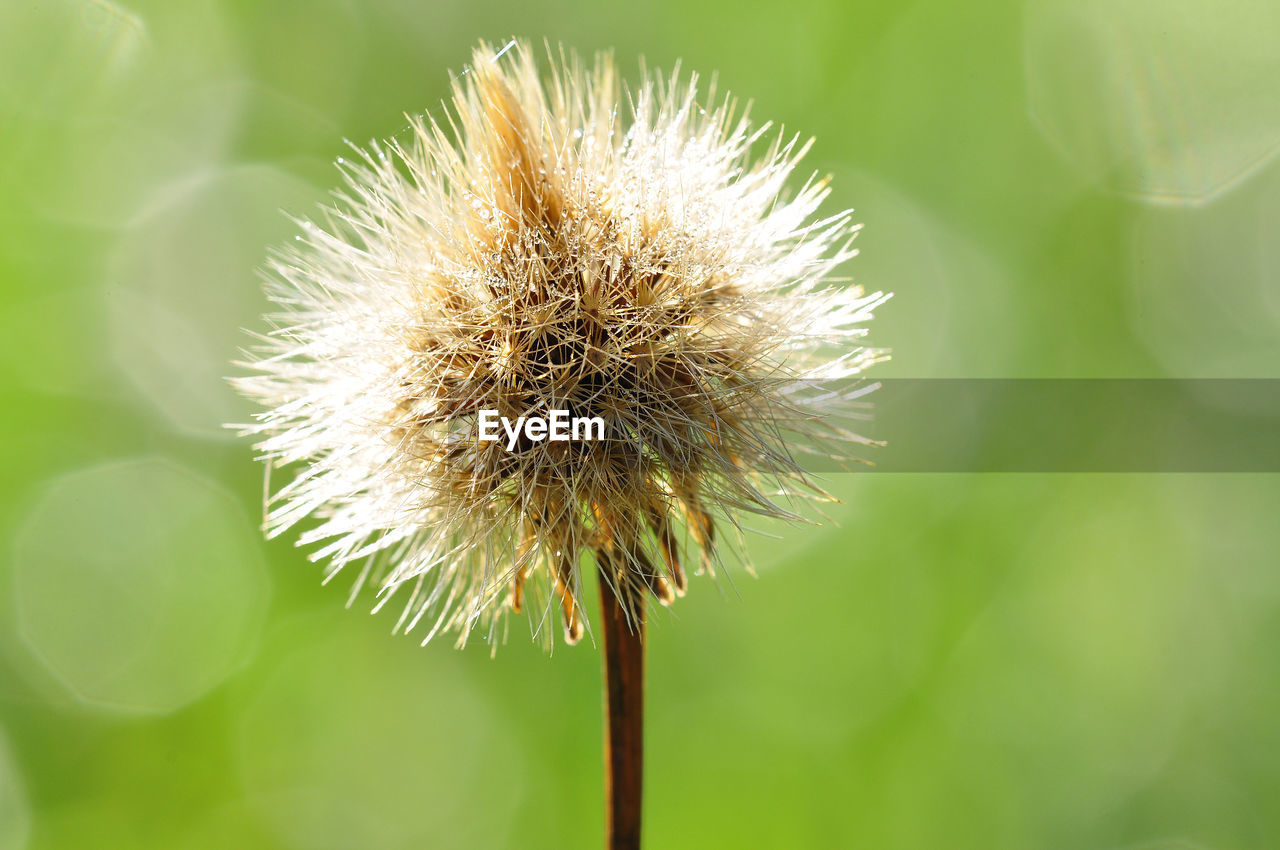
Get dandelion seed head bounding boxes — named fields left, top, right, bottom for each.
left=233, top=40, right=889, bottom=649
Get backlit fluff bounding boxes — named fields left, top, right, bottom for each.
left=233, top=40, right=889, bottom=649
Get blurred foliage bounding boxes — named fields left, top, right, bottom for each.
left=2, top=1, right=1279, bottom=848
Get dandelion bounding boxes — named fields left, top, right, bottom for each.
left=233, top=38, right=887, bottom=849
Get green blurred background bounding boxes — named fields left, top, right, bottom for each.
left=2, top=1, right=1279, bottom=848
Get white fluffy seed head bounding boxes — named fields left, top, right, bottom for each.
left=232, top=39, right=890, bottom=650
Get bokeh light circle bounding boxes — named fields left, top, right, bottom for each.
left=106, top=164, right=324, bottom=438
left=1025, top=0, right=1280, bottom=203
left=1129, top=167, right=1280, bottom=377
left=13, top=457, right=270, bottom=714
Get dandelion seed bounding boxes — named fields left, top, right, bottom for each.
left=232, top=40, right=888, bottom=650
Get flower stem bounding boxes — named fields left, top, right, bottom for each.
left=599, top=574, right=644, bottom=850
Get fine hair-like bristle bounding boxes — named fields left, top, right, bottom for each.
left=232, top=39, right=889, bottom=650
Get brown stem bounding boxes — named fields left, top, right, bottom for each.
left=599, top=573, right=645, bottom=850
